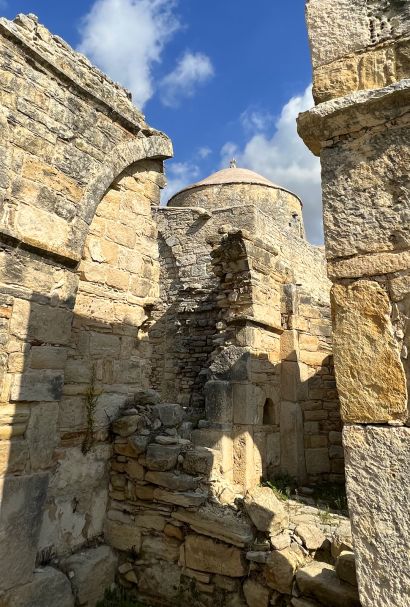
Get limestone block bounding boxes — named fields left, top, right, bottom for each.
left=343, top=425, right=410, bottom=606
left=10, top=370, right=64, bottom=402
left=331, top=281, right=407, bottom=423
left=295, top=524, right=326, bottom=551
left=232, top=383, right=265, bottom=425
left=244, top=486, right=288, bottom=535
left=322, top=126, right=410, bottom=260
left=281, top=361, right=308, bottom=402
left=145, top=444, right=181, bottom=471
left=183, top=534, right=247, bottom=577
left=305, top=0, right=370, bottom=69
left=264, top=546, right=304, bottom=594
left=280, top=329, right=298, bottom=361
left=112, top=414, right=143, bottom=437
left=205, top=380, right=233, bottom=423
left=10, top=299, right=72, bottom=345
left=0, top=473, right=49, bottom=591
left=61, top=545, right=117, bottom=606
left=305, top=449, right=331, bottom=476
left=280, top=402, right=306, bottom=481
left=182, top=447, right=214, bottom=475
left=145, top=470, right=199, bottom=491
left=136, top=561, right=181, bottom=600
left=296, top=562, right=360, bottom=607
left=141, top=535, right=181, bottom=562
left=104, top=519, right=141, bottom=553
left=26, top=402, right=58, bottom=469
left=30, top=346, right=68, bottom=370
left=243, top=578, right=270, bottom=607
left=153, top=402, right=185, bottom=426
left=2, top=566, right=74, bottom=607
left=172, top=505, right=254, bottom=547
left=0, top=438, right=29, bottom=475
left=209, top=346, right=251, bottom=381
left=331, top=521, right=353, bottom=559
left=153, top=488, right=207, bottom=508
left=336, top=551, right=357, bottom=587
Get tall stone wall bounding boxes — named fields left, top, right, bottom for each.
left=0, top=13, right=172, bottom=605
left=150, top=204, right=342, bottom=487
left=299, top=1, right=410, bottom=605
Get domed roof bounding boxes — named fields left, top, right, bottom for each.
left=168, top=165, right=301, bottom=204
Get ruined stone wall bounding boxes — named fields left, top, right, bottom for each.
left=0, top=13, right=172, bottom=606
left=151, top=204, right=342, bottom=486
left=105, top=397, right=359, bottom=607
left=299, top=1, right=410, bottom=605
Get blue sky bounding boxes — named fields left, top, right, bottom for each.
left=1, top=1, right=323, bottom=242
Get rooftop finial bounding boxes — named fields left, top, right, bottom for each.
left=229, top=158, right=237, bottom=169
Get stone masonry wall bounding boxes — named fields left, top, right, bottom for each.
left=299, top=1, right=410, bottom=605
left=0, top=13, right=172, bottom=606
left=105, top=395, right=359, bottom=607
left=150, top=204, right=342, bottom=486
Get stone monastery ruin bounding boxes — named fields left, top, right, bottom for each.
left=0, top=2, right=408, bottom=607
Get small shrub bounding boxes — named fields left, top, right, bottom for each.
left=265, top=475, right=297, bottom=501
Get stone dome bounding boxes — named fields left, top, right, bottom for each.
left=167, top=165, right=305, bottom=237
left=168, top=166, right=301, bottom=204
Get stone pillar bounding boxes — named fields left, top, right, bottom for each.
left=298, top=2, right=410, bottom=605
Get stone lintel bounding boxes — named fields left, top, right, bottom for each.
left=327, top=249, right=410, bottom=280
left=297, top=79, right=410, bottom=156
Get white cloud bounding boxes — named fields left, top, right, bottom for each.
left=161, top=51, right=214, bottom=107
left=78, top=0, right=180, bottom=109
left=221, top=86, right=323, bottom=244
left=161, top=161, right=200, bottom=205
left=198, top=146, right=212, bottom=159
left=240, top=108, right=274, bottom=134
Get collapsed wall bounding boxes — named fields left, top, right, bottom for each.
left=0, top=13, right=171, bottom=606
left=299, top=1, right=410, bottom=606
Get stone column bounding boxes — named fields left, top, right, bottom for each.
left=298, top=2, right=410, bottom=606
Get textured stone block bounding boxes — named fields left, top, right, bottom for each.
left=296, top=561, right=360, bottom=607
left=183, top=535, right=247, bottom=577
left=331, top=281, right=407, bottom=423
left=10, top=370, right=64, bottom=402
left=2, top=566, right=74, bottom=607
left=61, top=545, right=117, bottom=606
left=205, top=380, right=233, bottom=423
left=0, top=473, right=49, bottom=591
left=344, top=425, right=410, bottom=606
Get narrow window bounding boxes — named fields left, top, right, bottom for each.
left=263, top=398, right=275, bottom=425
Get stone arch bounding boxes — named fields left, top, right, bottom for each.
left=71, top=135, right=173, bottom=263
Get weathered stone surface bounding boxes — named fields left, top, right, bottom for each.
left=243, top=578, right=270, bottom=607
left=2, top=566, right=74, bottom=607
left=145, top=443, right=181, bottom=471
left=104, top=519, right=141, bottom=553
left=296, top=562, right=360, bottom=607
left=134, top=388, right=161, bottom=406
left=10, top=370, right=64, bottom=402
left=145, top=470, right=199, bottom=491
left=331, top=521, right=353, bottom=559
left=331, top=281, right=407, bottom=423
left=244, top=486, right=288, bottom=535
left=205, top=380, right=233, bottom=423
left=112, top=414, right=143, bottom=437
left=336, top=551, right=357, bottom=587
left=26, top=402, right=58, bottom=470
left=264, top=547, right=305, bottom=594
left=183, top=535, right=247, bottom=577
left=173, top=504, right=254, bottom=547
left=61, top=545, right=117, bottom=606
left=141, top=535, right=181, bottom=562
left=183, top=447, right=214, bottom=475
left=295, top=523, right=326, bottom=551
left=0, top=473, right=49, bottom=591
left=136, top=561, right=181, bottom=599
left=153, top=403, right=185, bottom=427
left=343, top=425, right=410, bottom=606
left=153, top=488, right=207, bottom=507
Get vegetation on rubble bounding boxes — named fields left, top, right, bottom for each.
left=266, top=476, right=348, bottom=515
left=82, top=365, right=102, bottom=454
left=265, top=475, right=297, bottom=501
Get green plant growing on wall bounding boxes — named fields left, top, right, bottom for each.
left=82, top=364, right=101, bottom=454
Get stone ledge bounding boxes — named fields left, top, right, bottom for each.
left=297, top=79, right=410, bottom=155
